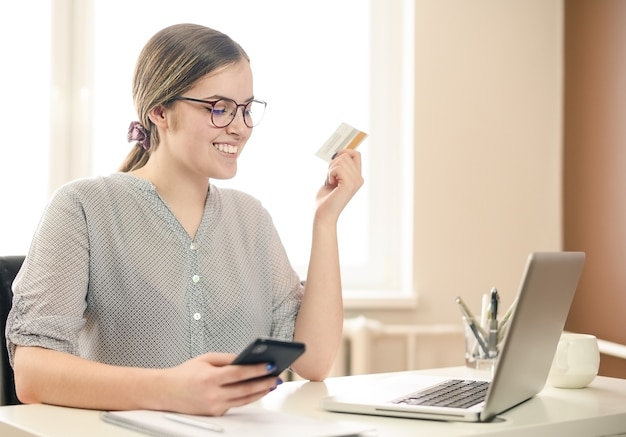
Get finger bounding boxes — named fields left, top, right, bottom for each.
left=217, top=382, right=278, bottom=414
left=226, top=375, right=282, bottom=400
left=195, top=353, right=275, bottom=386
left=328, top=150, right=362, bottom=175
left=226, top=362, right=278, bottom=384
left=326, top=156, right=363, bottom=189
left=332, top=149, right=362, bottom=165
left=197, top=352, right=238, bottom=367
left=325, top=152, right=340, bottom=186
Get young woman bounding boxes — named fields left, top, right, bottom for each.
left=6, top=23, right=363, bottom=416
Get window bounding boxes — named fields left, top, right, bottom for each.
left=1, top=0, right=414, bottom=304
left=0, top=2, right=51, bottom=254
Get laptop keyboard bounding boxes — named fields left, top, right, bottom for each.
left=392, top=379, right=490, bottom=409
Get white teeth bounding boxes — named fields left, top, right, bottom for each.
left=214, top=143, right=238, bottom=154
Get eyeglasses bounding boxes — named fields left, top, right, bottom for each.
left=173, top=96, right=267, bottom=128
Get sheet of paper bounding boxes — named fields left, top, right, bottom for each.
left=316, top=122, right=367, bottom=162
left=102, top=405, right=373, bottom=437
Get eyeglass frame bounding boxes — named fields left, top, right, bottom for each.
left=172, top=96, right=267, bottom=128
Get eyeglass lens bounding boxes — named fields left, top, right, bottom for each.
left=211, top=98, right=266, bottom=128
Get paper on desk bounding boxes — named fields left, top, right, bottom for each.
left=102, top=405, right=372, bottom=437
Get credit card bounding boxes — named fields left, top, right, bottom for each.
left=315, top=122, right=367, bottom=162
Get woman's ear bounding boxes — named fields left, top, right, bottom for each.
left=148, top=104, right=167, bottom=128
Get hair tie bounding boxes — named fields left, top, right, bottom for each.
left=127, top=121, right=151, bottom=150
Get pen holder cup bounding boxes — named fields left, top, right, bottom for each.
left=462, top=316, right=504, bottom=374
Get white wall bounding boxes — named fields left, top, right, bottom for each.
left=343, top=0, right=563, bottom=372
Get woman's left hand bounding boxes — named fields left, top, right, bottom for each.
left=315, top=149, right=364, bottom=221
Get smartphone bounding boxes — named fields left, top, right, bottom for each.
left=232, top=338, right=306, bottom=376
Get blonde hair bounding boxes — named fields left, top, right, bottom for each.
left=119, top=23, right=249, bottom=172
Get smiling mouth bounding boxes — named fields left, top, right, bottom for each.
left=213, top=143, right=238, bottom=154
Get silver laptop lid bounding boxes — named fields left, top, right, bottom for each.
left=481, top=251, right=585, bottom=421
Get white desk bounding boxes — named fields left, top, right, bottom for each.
left=1, top=367, right=626, bottom=437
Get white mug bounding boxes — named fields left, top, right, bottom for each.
left=548, top=332, right=600, bottom=389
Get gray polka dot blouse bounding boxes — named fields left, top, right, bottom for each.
left=6, top=173, right=303, bottom=368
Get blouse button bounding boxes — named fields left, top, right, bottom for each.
left=190, top=243, right=198, bottom=250
left=192, top=275, right=200, bottom=283
left=193, top=313, right=201, bottom=320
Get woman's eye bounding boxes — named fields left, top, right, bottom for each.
left=209, top=107, right=227, bottom=116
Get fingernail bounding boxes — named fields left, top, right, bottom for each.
left=331, top=152, right=338, bottom=160
left=270, top=377, right=283, bottom=392
left=265, top=362, right=276, bottom=372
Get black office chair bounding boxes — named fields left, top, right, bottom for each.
left=0, top=255, right=25, bottom=405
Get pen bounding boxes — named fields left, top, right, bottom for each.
left=488, top=288, right=499, bottom=358
left=477, top=293, right=489, bottom=357
left=490, top=287, right=499, bottom=321
left=497, top=297, right=518, bottom=342
left=455, top=296, right=487, bottom=339
left=456, top=297, right=490, bottom=357
left=163, top=413, right=225, bottom=433
left=480, top=293, right=489, bottom=333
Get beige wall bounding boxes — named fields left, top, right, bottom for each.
left=344, top=0, right=563, bottom=373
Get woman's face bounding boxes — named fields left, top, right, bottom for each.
left=159, top=60, right=256, bottom=180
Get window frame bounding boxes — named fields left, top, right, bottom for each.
left=48, top=0, right=416, bottom=308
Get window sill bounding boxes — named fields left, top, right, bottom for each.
left=342, top=289, right=418, bottom=310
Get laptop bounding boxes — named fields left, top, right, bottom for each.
left=321, top=251, right=586, bottom=422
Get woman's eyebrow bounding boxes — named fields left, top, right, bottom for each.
left=201, top=94, right=255, bottom=103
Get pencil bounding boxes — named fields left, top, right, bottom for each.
left=456, top=297, right=490, bottom=357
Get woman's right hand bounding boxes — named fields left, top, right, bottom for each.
left=159, top=352, right=282, bottom=416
